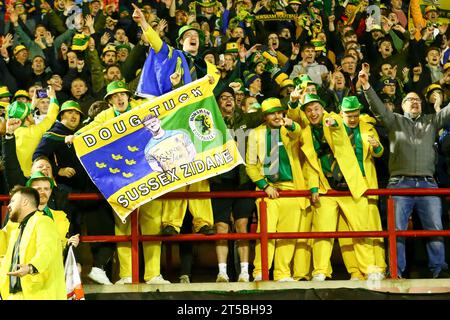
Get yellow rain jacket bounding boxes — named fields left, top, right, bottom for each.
left=0, top=212, right=66, bottom=300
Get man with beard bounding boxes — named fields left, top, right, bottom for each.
left=90, top=64, right=123, bottom=100
left=0, top=186, right=65, bottom=300
left=101, top=44, right=118, bottom=67
left=246, top=97, right=307, bottom=281
left=360, top=64, right=450, bottom=278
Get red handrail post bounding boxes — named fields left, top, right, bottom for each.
left=259, top=198, right=269, bottom=281
left=131, top=209, right=140, bottom=284
left=387, top=196, right=398, bottom=279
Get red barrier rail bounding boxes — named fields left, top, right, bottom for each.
left=75, top=188, right=450, bottom=282
left=3, top=189, right=450, bottom=283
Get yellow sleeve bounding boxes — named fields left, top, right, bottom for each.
left=410, top=0, right=427, bottom=39
left=34, top=98, right=59, bottom=136
left=29, top=216, right=60, bottom=273
left=144, top=26, right=163, bottom=53
left=285, top=121, right=302, bottom=140
left=0, top=228, right=6, bottom=258
left=245, top=128, right=265, bottom=184
left=303, top=156, right=320, bottom=191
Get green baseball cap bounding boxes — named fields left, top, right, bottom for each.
left=340, top=96, right=363, bottom=112
left=300, top=93, right=326, bottom=110
left=26, top=170, right=55, bottom=189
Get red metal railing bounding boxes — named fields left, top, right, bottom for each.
left=3, top=188, right=450, bottom=283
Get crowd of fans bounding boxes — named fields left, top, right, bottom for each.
left=0, top=0, right=449, bottom=287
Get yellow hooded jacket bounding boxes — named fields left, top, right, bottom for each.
left=301, top=112, right=369, bottom=200
left=246, top=122, right=309, bottom=209
left=14, top=99, right=59, bottom=177
left=0, top=212, right=66, bottom=300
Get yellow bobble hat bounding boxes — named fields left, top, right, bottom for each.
left=425, top=5, right=438, bottom=14
left=261, top=97, right=286, bottom=115
left=104, top=80, right=131, bottom=100
left=72, top=33, right=91, bottom=51
left=13, top=44, right=27, bottom=55
left=224, top=42, right=239, bottom=53
left=102, top=44, right=117, bottom=56
left=7, top=100, right=31, bottom=120
left=280, top=79, right=294, bottom=90
left=58, top=100, right=85, bottom=119
left=0, top=86, right=11, bottom=98
left=26, top=170, right=55, bottom=189
left=13, top=89, right=31, bottom=101
left=197, top=0, right=217, bottom=7
left=424, top=83, right=443, bottom=99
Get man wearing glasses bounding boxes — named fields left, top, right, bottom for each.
left=359, top=63, right=450, bottom=279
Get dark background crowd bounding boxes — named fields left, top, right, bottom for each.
left=0, top=0, right=449, bottom=284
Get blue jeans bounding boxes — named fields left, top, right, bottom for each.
left=387, top=176, right=448, bottom=277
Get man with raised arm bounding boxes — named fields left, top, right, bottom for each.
left=359, top=62, right=450, bottom=279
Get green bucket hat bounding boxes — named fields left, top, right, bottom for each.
left=300, top=93, right=326, bottom=110
left=58, top=100, right=85, bottom=119
left=104, top=80, right=131, bottom=100
left=7, top=101, right=31, bottom=121
left=340, top=96, right=362, bottom=112
left=176, top=25, right=205, bottom=48
left=26, top=170, right=55, bottom=189
left=261, top=98, right=286, bottom=115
